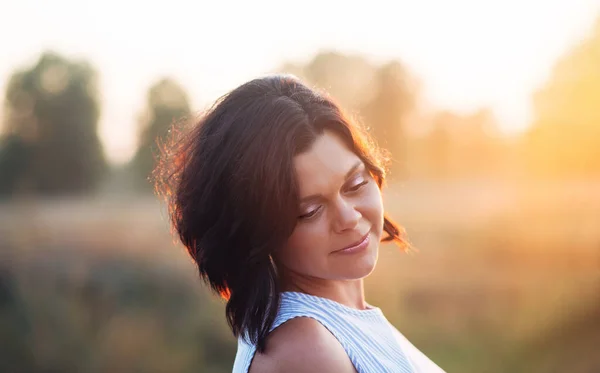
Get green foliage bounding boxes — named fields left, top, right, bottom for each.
left=508, top=298, right=600, bottom=373
left=131, top=78, right=191, bottom=192
left=0, top=134, right=32, bottom=196
left=0, top=267, right=35, bottom=372
left=0, top=51, right=107, bottom=196
left=2, top=185, right=599, bottom=372
left=0, top=247, right=236, bottom=373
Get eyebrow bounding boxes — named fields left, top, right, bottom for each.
left=299, top=160, right=364, bottom=204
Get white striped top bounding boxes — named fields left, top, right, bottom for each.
left=232, top=291, right=446, bottom=373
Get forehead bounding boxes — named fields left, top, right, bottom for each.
left=293, top=131, right=361, bottom=195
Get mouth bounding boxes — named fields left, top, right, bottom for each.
left=333, top=231, right=370, bottom=254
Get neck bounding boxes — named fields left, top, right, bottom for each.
left=280, top=273, right=369, bottom=310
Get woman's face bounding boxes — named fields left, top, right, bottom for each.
left=274, top=130, right=385, bottom=285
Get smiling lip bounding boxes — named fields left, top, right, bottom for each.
left=333, top=232, right=370, bottom=254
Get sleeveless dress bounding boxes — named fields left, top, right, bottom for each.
left=232, top=291, right=447, bottom=373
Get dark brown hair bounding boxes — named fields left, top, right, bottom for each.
left=153, top=75, right=409, bottom=353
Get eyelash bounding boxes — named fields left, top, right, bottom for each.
left=298, top=177, right=369, bottom=220
left=299, top=206, right=322, bottom=220
left=348, top=179, right=368, bottom=192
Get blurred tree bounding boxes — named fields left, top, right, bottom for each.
left=428, top=112, right=453, bottom=179
left=280, top=51, right=377, bottom=112
left=362, top=61, right=419, bottom=179
left=422, top=109, right=501, bottom=179
left=0, top=51, right=106, bottom=196
left=131, top=78, right=191, bottom=191
left=517, top=18, right=600, bottom=373
left=526, top=16, right=600, bottom=177
left=0, top=134, right=32, bottom=195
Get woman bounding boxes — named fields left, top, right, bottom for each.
left=154, top=75, right=446, bottom=372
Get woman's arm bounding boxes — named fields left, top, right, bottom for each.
left=249, top=317, right=357, bottom=373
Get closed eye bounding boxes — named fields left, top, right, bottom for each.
left=299, top=205, right=322, bottom=220
left=347, top=179, right=368, bottom=192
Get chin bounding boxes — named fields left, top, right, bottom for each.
left=341, top=245, right=379, bottom=279
left=359, top=250, right=379, bottom=277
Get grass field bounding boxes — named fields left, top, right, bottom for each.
left=1, top=179, right=599, bottom=372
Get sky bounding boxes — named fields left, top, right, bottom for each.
left=1, top=0, right=599, bottom=164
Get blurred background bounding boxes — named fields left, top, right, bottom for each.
left=1, top=0, right=600, bottom=372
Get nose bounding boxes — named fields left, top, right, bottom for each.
left=333, top=197, right=361, bottom=233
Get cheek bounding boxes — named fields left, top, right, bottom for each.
left=277, top=222, right=328, bottom=269
left=360, top=184, right=385, bottom=235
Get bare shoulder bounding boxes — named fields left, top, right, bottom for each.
left=249, top=317, right=357, bottom=373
